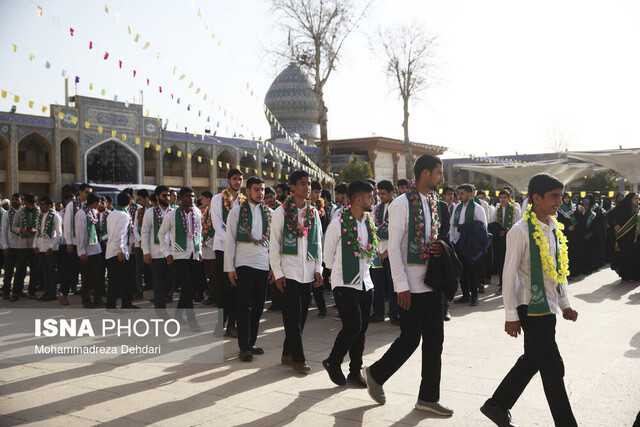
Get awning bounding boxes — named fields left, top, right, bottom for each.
left=568, top=149, right=640, bottom=191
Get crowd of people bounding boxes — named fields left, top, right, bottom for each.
left=1, top=154, right=638, bottom=425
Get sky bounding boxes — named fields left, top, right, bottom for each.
left=1, top=0, right=640, bottom=159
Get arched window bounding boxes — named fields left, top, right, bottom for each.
left=60, top=137, right=76, bottom=174
left=144, top=145, right=156, bottom=177
left=18, top=133, right=50, bottom=171
left=240, top=152, right=256, bottom=176
left=163, top=146, right=185, bottom=177
left=191, top=148, right=210, bottom=178
left=86, top=140, right=138, bottom=184
left=217, top=150, right=234, bottom=180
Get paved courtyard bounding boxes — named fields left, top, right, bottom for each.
left=1, top=267, right=639, bottom=426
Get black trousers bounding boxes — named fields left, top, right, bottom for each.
left=370, top=292, right=444, bottom=402
left=371, top=257, right=398, bottom=318
left=106, top=256, right=135, bottom=308
left=235, top=266, right=268, bottom=351
left=38, top=252, right=59, bottom=298
left=494, top=235, right=507, bottom=285
left=282, top=279, right=312, bottom=363
left=80, top=254, right=103, bottom=304
left=2, top=248, right=17, bottom=295
left=173, top=257, right=198, bottom=320
left=489, top=305, right=577, bottom=426
left=312, top=279, right=327, bottom=313
left=215, top=250, right=236, bottom=328
left=15, top=248, right=38, bottom=295
left=60, top=244, right=80, bottom=295
left=327, top=287, right=372, bottom=374
left=151, top=258, right=172, bottom=309
left=460, top=257, right=480, bottom=300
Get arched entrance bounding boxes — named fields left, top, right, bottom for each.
left=263, top=154, right=277, bottom=186
left=240, top=153, right=256, bottom=177
left=144, top=144, right=158, bottom=184
left=86, top=139, right=140, bottom=184
left=162, top=145, right=185, bottom=187
left=18, top=132, right=53, bottom=197
left=0, top=135, right=8, bottom=198
left=60, top=137, right=77, bottom=175
left=191, top=148, right=212, bottom=196
left=216, top=150, right=235, bottom=193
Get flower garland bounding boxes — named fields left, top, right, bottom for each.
left=283, top=195, right=314, bottom=237
left=407, top=182, right=440, bottom=260
left=523, top=205, right=570, bottom=283
left=136, top=206, right=145, bottom=230
left=98, top=209, right=110, bottom=235
left=238, top=201, right=272, bottom=246
left=339, top=206, right=378, bottom=259
left=222, top=188, right=246, bottom=213
left=20, top=206, right=41, bottom=230
left=496, top=201, right=515, bottom=231
left=201, top=206, right=213, bottom=239
left=153, top=204, right=171, bottom=227
left=179, top=207, right=199, bottom=239
left=83, top=205, right=99, bottom=225
left=373, top=203, right=389, bottom=232
left=315, top=199, right=325, bottom=216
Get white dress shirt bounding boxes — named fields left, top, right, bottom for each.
left=387, top=193, right=434, bottom=294
left=11, top=208, right=37, bottom=249
left=141, top=206, right=171, bottom=259
left=1, top=208, right=19, bottom=249
left=224, top=202, right=271, bottom=272
left=63, top=200, right=83, bottom=245
left=490, top=204, right=524, bottom=225
left=270, top=204, right=323, bottom=283
left=33, top=210, right=62, bottom=252
left=323, top=212, right=374, bottom=291
left=132, top=206, right=147, bottom=248
left=211, top=192, right=242, bottom=252
left=202, top=207, right=216, bottom=260
left=450, top=201, right=488, bottom=244
left=105, top=209, right=131, bottom=260
left=502, top=217, right=571, bottom=322
left=74, top=209, right=102, bottom=257
left=59, top=207, right=67, bottom=245
left=158, top=208, right=203, bottom=260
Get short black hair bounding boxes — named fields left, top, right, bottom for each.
left=442, top=186, right=454, bottom=195
left=40, top=196, right=53, bottom=205
left=499, top=190, right=510, bottom=197
left=377, top=180, right=394, bottom=193
left=137, top=189, right=150, bottom=199
left=348, top=180, right=374, bottom=202
left=335, top=183, right=348, bottom=195
left=265, top=186, right=275, bottom=196
left=124, top=187, right=134, bottom=197
left=413, top=154, right=442, bottom=181
left=477, top=190, right=486, bottom=197
left=502, top=186, right=513, bottom=195
left=321, top=189, right=332, bottom=201
left=24, top=193, right=36, bottom=204
left=12, top=193, right=23, bottom=200
left=365, top=178, right=377, bottom=188
left=155, top=185, right=170, bottom=196
left=311, top=181, right=322, bottom=191
left=201, top=190, right=214, bottom=199
left=150, top=194, right=157, bottom=203
left=117, top=191, right=131, bottom=207
left=528, top=173, right=564, bottom=202
left=104, top=195, right=113, bottom=204
left=169, top=189, right=177, bottom=195
left=86, top=193, right=100, bottom=206
left=78, top=183, right=92, bottom=192
left=64, top=193, right=75, bottom=202
left=276, top=183, right=290, bottom=192
left=397, top=179, right=409, bottom=187
left=290, top=169, right=310, bottom=186
left=178, top=186, right=195, bottom=197
left=228, top=168, right=243, bottom=180
left=246, top=176, right=264, bottom=189
left=457, top=183, right=475, bottom=193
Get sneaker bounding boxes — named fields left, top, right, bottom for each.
left=470, top=298, right=479, bottom=307
left=322, top=359, right=346, bottom=386
left=415, top=399, right=454, bottom=416
left=480, top=400, right=518, bottom=426
left=453, top=296, right=470, bottom=304
left=362, top=366, right=385, bottom=405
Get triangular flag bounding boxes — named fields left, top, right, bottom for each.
left=156, top=51, right=160, bottom=59
left=188, top=82, right=193, bottom=88
left=71, top=116, right=78, bottom=124
left=98, top=126, right=103, bottom=133
left=146, top=78, right=149, bottom=86
left=195, top=87, right=200, bottom=94
left=14, top=95, right=19, bottom=103
left=142, top=42, right=150, bottom=49
left=37, top=6, right=42, bottom=16
left=42, top=106, right=47, bottom=113
left=218, top=161, right=222, bottom=168
left=133, top=70, right=136, bottom=77
left=128, top=25, right=132, bottom=35
left=105, top=3, right=109, bottom=13
left=29, top=53, right=35, bottom=61
left=89, top=41, right=93, bottom=49
left=104, top=52, right=109, bottom=60
left=111, top=130, right=117, bottom=137
left=58, top=112, right=64, bottom=119
left=115, top=12, right=119, bottom=22
left=101, top=88, right=106, bottom=95
left=12, top=44, right=17, bottom=52
left=179, top=74, right=185, bottom=80
left=122, top=134, right=127, bottom=141
left=70, top=28, right=74, bottom=36
left=145, top=141, right=150, bottom=148
left=28, top=100, right=34, bottom=108
left=135, top=138, right=140, bottom=145
left=134, top=33, right=140, bottom=42
left=197, top=156, right=202, bottom=163
left=89, top=83, right=93, bottom=90
left=159, top=86, right=162, bottom=93
left=119, top=60, right=122, bottom=68
left=155, top=144, right=160, bottom=152
left=85, top=121, right=90, bottom=129
left=0, top=90, right=5, bottom=98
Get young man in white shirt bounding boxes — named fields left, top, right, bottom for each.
left=142, top=185, right=173, bottom=314
left=11, top=193, right=40, bottom=300
left=33, top=196, right=62, bottom=301
left=63, top=184, right=92, bottom=300
left=323, top=180, right=376, bottom=387
left=370, top=179, right=399, bottom=325
left=133, top=189, right=153, bottom=299
left=158, top=187, right=203, bottom=331
left=363, top=154, right=454, bottom=417
left=1, top=193, right=23, bottom=300
left=200, top=190, right=217, bottom=306
left=270, top=170, right=323, bottom=374
left=75, top=192, right=103, bottom=308
left=481, top=173, right=578, bottom=427
left=105, top=191, right=137, bottom=309
left=211, top=169, right=244, bottom=337
left=450, top=183, right=488, bottom=306
left=224, top=176, right=273, bottom=362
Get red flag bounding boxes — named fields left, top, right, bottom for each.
left=89, top=41, right=93, bottom=49
left=159, top=86, right=162, bottom=93
left=146, top=78, right=149, bottom=86
left=119, top=60, right=122, bottom=68
left=36, top=6, right=42, bottom=16
left=171, top=93, right=174, bottom=99
left=70, top=28, right=74, bottom=36
left=104, top=52, right=109, bottom=60
left=133, top=70, right=137, bottom=77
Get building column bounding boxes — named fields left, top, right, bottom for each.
left=211, top=145, right=218, bottom=191
left=185, top=144, right=191, bottom=187
left=9, top=124, right=17, bottom=194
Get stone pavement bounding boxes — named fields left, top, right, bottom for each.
left=1, top=267, right=639, bottom=426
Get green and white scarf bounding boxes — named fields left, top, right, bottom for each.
left=174, top=207, right=200, bottom=253
left=527, top=217, right=560, bottom=316
left=36, top=211, right=56, bottom=239
left=453, top=198, right=476, bottom=228
left=375, top=202, right=389, bottom=240
left=558, top=202, right=577, bottom=226
left=20, top=207, right=40, bottom=238
left=282, top=207, right=320, bottom=260
left=237, top=202, right=269, bottom=245
left=8, top=208, right=18, bottom=238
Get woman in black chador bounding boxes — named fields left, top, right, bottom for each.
left=611, top=193, right=640, bottom=282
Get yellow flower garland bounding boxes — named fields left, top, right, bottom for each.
left=523, top=205, right=570, bottom=283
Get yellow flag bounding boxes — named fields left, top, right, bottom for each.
left=71, top=116, right=78, bottom=124
left=270, top=172, right=274, bottom=178
left=14, top=95, right=19, bottom=103
left=145, top=141, right=151, bottom=148
left=245, top=167, right=249, bottom=173
left=42, top=106, right=47, bottom=113
left=177, top=151, right=182, bottom=158
left=210, top=159, right=214, bottom=166
left=12, top=44, right=17, bottom=52
left=226, top=163, right=230, bottom=169
left=115, top=11, right=120, bottom=22
left=142, top=42, right=150, bottom=50
left=580, top=191, right=586, bottom=198
left=122, top=134, right=127, bottom=141
left=188, top=82, right=194, bottom=89
left=197, top=156, right=202, bottom=163
left=134, top=33, right=141, bottom=42
left=135, top=138, right=140, bottom=145
left=179, top=74, right=185, bottom=80
left=105, top=3, right=109, bottom=13
left=111, top=130, right=117, bottom=137
left=1, top=90, right=6, bottom=98
left=145, top=110, right=149, bottom=116
left=262, top=170, right=267, bottom=176
left=608, top=191, right=614, bottom=197
left=218, top=161, right=222, bottom=168
left=196, top=87, right=200, bottom=94
left=167, top=148, right=172, bottom=154
left=84, top=121, right=90, bottom=129
left=98, top=126, right=103, bottom=133
left=89, top=83, right=93, bottom=90
left=128, top=25, right=132, bottom=35
left=28, top=100, right=34, bottom=108
left=155, top=144, right=161, bottom=152
left=188, top=153, right=192, bottom=159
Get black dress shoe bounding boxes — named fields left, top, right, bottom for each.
left=453, top=296, right=470, bottom=304
left=9, top=294, right=19, bottom=302
left=122, top=304, right=141, bottom=309
left=82, top=300, right=94, bottom=308
left=480, top=400, right=518, bottom=427
left=15, top=291, right=28, bottom=298
left=347, top=372, right=367, bottom=387
left=322, top=359, right=346, bottom=386
left=369, top=314, right=385, bottom=323
left=470, top=298, right=479, bottom=307
left=444, top=311, right=452, bottom=321
left=39, top=295, right=57, bottom=302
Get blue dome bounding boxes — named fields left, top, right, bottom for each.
left=264, top=63, right=320, bottom=140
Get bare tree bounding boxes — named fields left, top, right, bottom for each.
left=271, top=0, right=371, bottom=173
left=546, top=116, right=573, bottom=154
left=377, top=22, right=437, bottom=179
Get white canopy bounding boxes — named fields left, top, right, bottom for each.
left=568, top=149, right=640, bottom=192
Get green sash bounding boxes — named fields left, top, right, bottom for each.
left=202, top=207, right=215, bottom=242
left=453, top=198, right=476, bottom=227
left=174, top=207, right=200, bottom=253
left=37, top=211, right=56, bottom=239
left=237, top=202, right=269, bottom=245
left=616, top=207, right=639, bottom=241
left=71, top=200, right=81, bottom=238
left=375, top=202, right=389, bottom=240
left=84, top=209, right=98, bottom=246
left=497, top=203, right=515, bottom=230
left=282, top=207, right=319, bottom=260
left=20, top=207, right=40, bottom=238
left=8, top=208, right=18, bottom=238
left=527, top=216, right=560, bottom=316
left=342, top=214, right=377, bottom=284
left=558, top=203, right=577, bottom=226
left=153, top=206, right=171, bottom=245
left=407, top=195, right=438, bottom=265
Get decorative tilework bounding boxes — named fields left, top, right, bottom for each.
left=143, top=118, right=159, bottom=137
left=17, top=126, right=53, bottom=142
left=0, top=113, right=53, bottom=127
left=0, top=124, right=9, bottom=141
left=60, top=108, right=79, bottom=128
